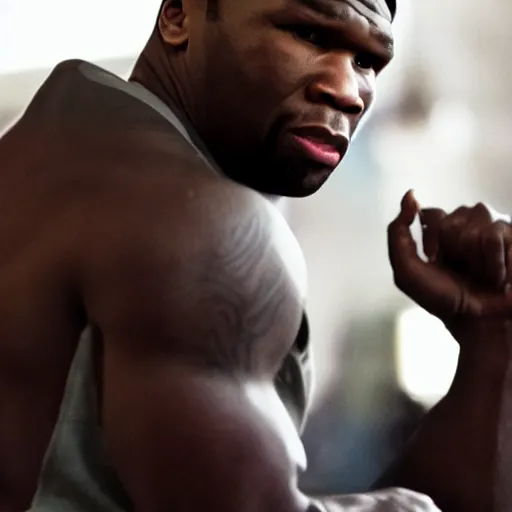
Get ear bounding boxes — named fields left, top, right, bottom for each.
left=158, top=0, right=190, bottom=47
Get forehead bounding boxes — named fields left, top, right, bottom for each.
left=294, top=0, right=392, bottom=22
left=227, top=0, right=390, bottom=22
left=235, top=0, right=394, bottom=54
left=296, top=0, right=393, bottom=47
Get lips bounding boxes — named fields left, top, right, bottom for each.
left=287, top=126, right=349, bottom=168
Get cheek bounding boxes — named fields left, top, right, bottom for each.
left=359, top=74, right=376, bottom=111
left=241, top=34, right=313, bottom=100
left=196, top=29, right=313, bottom=142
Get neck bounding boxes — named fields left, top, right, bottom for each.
left=130, top=45, right=284, bottom=207
left=129, top=44, right=193, bottom=127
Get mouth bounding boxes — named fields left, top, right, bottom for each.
left=287, top=125, right=349, bottom=168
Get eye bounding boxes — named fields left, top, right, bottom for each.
left=354, top=53, right=377, bottom=71
left=289, top=25, right=325, bottom=47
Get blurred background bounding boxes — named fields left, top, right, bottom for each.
left=1, top=0, right=510, bottom=496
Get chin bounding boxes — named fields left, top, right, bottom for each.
left=279, top=165, right=335, bottom=197
left=280, top=182, right=324, bottom=198
left=256, top=174, right=331, bottom=198
left=225, top=155, right=335, bottom=198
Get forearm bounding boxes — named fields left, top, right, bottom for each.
left=374, top=333, right=512, bottom=512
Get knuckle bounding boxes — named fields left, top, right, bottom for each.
left=452, top=205, right=470, bottom=217
left=473, top=202, right=494, bottom=222
left=443, top=215, right=465, bottom=234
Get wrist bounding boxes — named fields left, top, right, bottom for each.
left=448, top=318, right=512, bottom=366
left=444, top=319, right=512, bottom=405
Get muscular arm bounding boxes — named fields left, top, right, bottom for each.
left=374, top=329, right=509, bottom=512
left=378, top=196, right=512, bottom=512
left=79, top=173, right=310, bottom=512
left=76, top=171, right=436, bottom=512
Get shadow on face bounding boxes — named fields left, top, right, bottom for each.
left=158, top=0, right=395, bottom=197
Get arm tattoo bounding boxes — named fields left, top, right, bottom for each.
left=195, top=213, right=289, bottom=374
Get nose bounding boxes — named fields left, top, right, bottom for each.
left=307, top=53, right=365, bottom=116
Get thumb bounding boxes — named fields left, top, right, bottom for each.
left=388, top=191, right=461, bottom=318
left=387, top=190, right=420, bottom=272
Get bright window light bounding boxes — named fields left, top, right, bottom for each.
left=395, top=306, right=459, bottom=408
left=1, top=0, right=160, bottom=75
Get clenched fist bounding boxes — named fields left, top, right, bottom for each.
left=388, top=191, right=512, bottom=332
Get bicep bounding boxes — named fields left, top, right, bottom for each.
left=80, top=176, right=302, bottom=376
left=77, top=177, right=309, bottom=510
left=102, top=356, right=309, bottom=512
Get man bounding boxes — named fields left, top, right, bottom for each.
left=1, top=0, right=511, bottom=511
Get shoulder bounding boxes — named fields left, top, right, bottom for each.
left=74, top=147, right=293, bottom=264
left=77, top=167, right=285, bottom=301
left=86, top=166, right=275, bottom=257
left=77, top=171, right=307, bottom=371
left=77, top=168, right=284, bottom=292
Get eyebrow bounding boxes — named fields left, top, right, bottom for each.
left=293, top=0, right=394, bottom=52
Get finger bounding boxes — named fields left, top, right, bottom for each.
left=388, top=192, right=462, bottom=317
left=503, top=223, right=512, bottom=287
left=467, top=204, right=494, bottom=282
left=388, top=190, right=420, bottom=271
left=472, top=202, right=493, bottom=222
left=438, top=206, right=471, bottom=268
left=420, top=208, right=446, bottom=262
left=482, top=221, right=507, bottom=290
left=447, top=204, right=496, bottom=287
left=459, top=223, right=487, bottom=285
